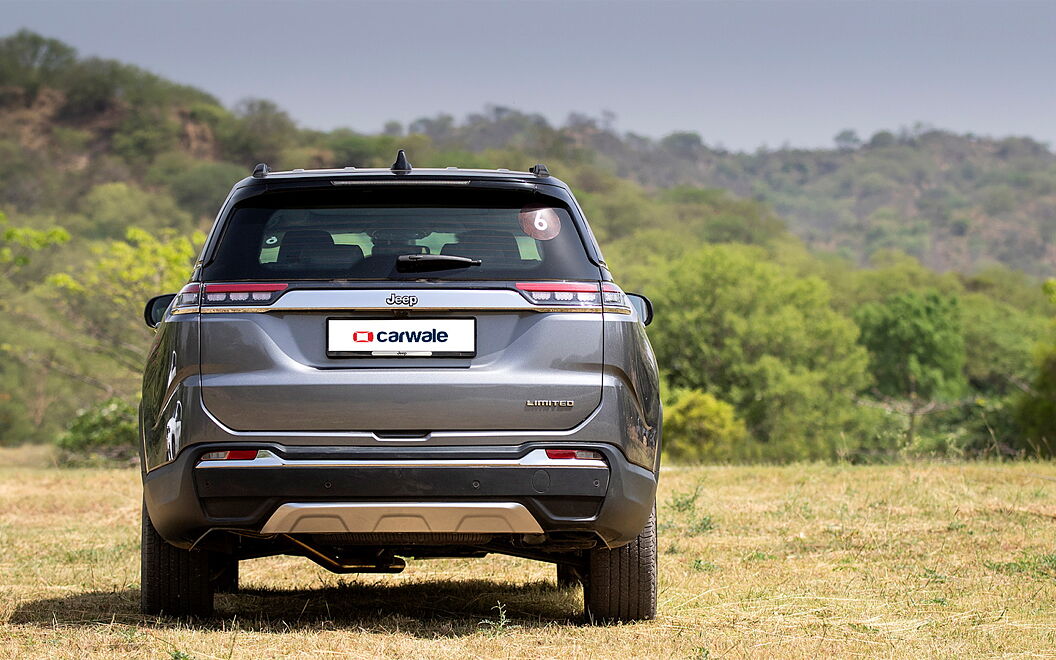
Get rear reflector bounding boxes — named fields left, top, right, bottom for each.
left=515, top=282, right=601, bottom=306
left=544, top=448, right=603, bottom=460
left=200, top=449, right=259, bottom=461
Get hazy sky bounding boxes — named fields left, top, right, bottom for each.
left=4, top=0, right=1056, bottom=151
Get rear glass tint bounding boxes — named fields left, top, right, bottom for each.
left=203, top=188, right=600, bottom=282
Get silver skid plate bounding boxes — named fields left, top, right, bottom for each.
left=260, top=502, right=544, bottom=534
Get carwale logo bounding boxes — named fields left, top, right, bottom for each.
left=386, top=293, right=418, bottom=306
left=361, top=327, right=449, bottom=343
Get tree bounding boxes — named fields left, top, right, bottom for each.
left=834, top=129, right=861, bottom=151
left=867, top=130, right=897, bottom=148
left=1013, top=279, right=1056, bottom=458
left=408, top=113, right=455, bottom=143
left=0, top=210, right=70, bottom=445
left=660, top=131, right=705, bottom=158
left=649, top=244, right=871, bottom=460
left=0, top=211, right=70, bottom=287
left=855, top=291, right=966, bottom=444
left=166, top=161, right=247, bottom=219
left=1015, top=340, right=1056, bottom=458
left=220, top=98, right=297, bottom=165
left=328, top=129, right=396, bottom=167
left=111, top=110, right=182, bottom=165
left=46, top=227, right=200, bottom=372
left=7, top=227, right=204, bottom=416
left=960, top=293, right=1047, bottom=395
left=0, top=30, right=76, bottom=104
left=75, top=182, right=193, bottom=238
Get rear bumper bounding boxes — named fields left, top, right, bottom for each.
left=143, top=441, right=656, bottom=549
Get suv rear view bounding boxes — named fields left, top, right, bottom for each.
left=139, top=153, right=662, bottom=622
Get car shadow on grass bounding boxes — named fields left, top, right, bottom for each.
left=10, top=579, right=585, bottom=635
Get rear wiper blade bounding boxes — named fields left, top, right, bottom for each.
left=395, top=253, right=482, bottom=273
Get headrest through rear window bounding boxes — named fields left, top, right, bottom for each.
left=441, top=229, right=520, bottom=260
left=277, top=230, right=335, bottom=264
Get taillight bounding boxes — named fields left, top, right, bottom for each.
left=515, top=282, right=601, bottom=307
left=201, top=283, right=288, bottom=306
left=200, top=449, right=259, bottom=461
left=172, top=283, right=200, bottom=313
left=601, top=283, right=631, bottom=312
left=544, top=448, right=603, bottom=460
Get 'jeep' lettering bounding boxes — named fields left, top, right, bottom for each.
left=385, top=294, right=418, bottom=306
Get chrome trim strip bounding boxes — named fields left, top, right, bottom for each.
left=195, top=305, right=607, bottom=314
left=233, top=288, right=580, bottom=312
left=260, top=502, right=544, bottom=534
left=196, top=448, right=606, bottom=469
left=279, top=290, right=533, bottom=308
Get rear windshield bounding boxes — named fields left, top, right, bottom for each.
left=203, top=188, right=601, bottom=282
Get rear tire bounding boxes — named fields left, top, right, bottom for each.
left=584, top=507, right=657, bottom=623
left=140, top=503, right=215, bottom=617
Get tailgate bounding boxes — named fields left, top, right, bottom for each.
left=199, top=287, right=603, bottom=432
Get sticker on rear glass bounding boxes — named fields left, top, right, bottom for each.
left=519, top=206, right=561, bottom=240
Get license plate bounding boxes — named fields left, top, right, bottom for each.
left=327, top=318, right=476, bottom=357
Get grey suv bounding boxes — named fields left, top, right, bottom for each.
left=139, top=152, right=662, bottom=622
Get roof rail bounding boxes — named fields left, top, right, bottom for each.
left=529, top=163, right=550, bottom=177
left=390, top=149, right=412, bottom=174
left=252, top=162, right=269, bottom=178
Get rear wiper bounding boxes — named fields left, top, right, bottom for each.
left=395, top=253, right=482, bottom=273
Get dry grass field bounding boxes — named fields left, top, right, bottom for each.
left=2, top=445, right=1056, bottom=658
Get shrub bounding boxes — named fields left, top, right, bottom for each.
left=111, top=110, right=181, bottom=165
left=166, top=161, right=246, bottom=219
left=662, top=389, right=748, bottom=463
left=56, top=397, right=138, bottom=465
left=1015, top=346, right=1056, bottom=459
left=77, top=182, right=193, bottom=238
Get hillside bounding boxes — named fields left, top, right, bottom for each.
left=3, top=30, right=1056, bottom=276
left=2, top=30, right=1055, bottom=463
left=606, top=125, right=1056, bottom=276
left=408, top=111, right=1056, bottom=276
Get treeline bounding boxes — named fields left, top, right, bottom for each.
left=403, top=110, right=1056, bottom=278
left=1, top=30, right=1055, bottom=462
